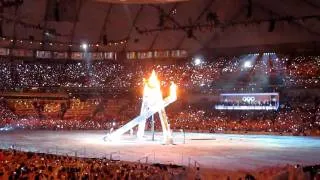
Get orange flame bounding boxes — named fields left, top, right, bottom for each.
left=147, top=70, right=160, bottom=88
left=143, top=70, right=177, bottom=99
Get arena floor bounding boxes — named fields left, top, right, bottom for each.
left=0, top=130, right=319, bottom=170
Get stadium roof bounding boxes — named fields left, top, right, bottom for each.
left=0, top=0, right=320, bottom=55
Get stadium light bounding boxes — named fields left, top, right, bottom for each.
left=244, top=61, right=252, bottom=68
left=194, top=57, right=203, bottom=66
left=81, top=43, right=88, bottom=50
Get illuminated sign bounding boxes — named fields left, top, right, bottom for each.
left=215, top=93, right=279, bottom=110
left=242, top=97, right=255, bottom=102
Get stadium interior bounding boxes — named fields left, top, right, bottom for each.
left=0, top=0, right=319, bottom=179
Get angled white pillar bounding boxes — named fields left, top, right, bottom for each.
left=106, top=71, right=176, bottom=144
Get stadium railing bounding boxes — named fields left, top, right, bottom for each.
left=0, top=142, right=201, bottom=170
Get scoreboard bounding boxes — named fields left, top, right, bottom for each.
left=215, top=93, right=279, bottom=110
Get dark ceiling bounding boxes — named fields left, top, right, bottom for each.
left=0, top=0, right=319, bottom=54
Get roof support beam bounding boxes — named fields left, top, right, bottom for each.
left=40, top=0, right=49, bottom=49
left=123, top=5, right=144, bottom=51
left=148, top=3, right=179, bottom=50
left=11, top=4, right=20, bottom=48
left=254, top=2, right=320, bottom=36
left=301, top=0, right=320, bottom=9
left=176, top=0, right=216, bottom=49
left=149, top=4, right=201, bottom=42
left=148, top=32, right=160, bottom=51
left=0, top=2, right=3, bottom=37
left=70, top=0, right=85, bottom=44
left=198, top=6, right=246, bottom=52
left=98, top=4, right=113, bottom=43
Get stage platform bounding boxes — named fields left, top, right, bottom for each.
left=0, top=130, right=319, bottom=170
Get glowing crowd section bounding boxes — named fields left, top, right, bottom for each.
left=0, top=53, right=319, bottom=136
left=0, top=54, right=318, bottom=90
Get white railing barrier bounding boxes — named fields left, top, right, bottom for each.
left=188, top=157, right=201, bottom=169
left=137, top=156, right=149, bottom=163
left=0, top=143, right=201, bottom=169
left=109, top=151, right=120, bottom=161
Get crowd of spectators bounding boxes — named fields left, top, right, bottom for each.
left=0, top=54, right=319, bottom=136
left=0, top=54, right=319, bottom=179
left=0, top=54, right=319, bottom=93
left=283, top=55, right=320, bottom=87
left=0, top=94, right=319, bottom=136
left=168, top=103, right=319, bottom=136
left=0, top=149, right=319, bottom=179
left=0, top=98, right=18, bottom=126
left=0, top=149, right=186, bottom=179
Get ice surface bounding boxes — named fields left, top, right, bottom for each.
left=0, top=130, right=319, bottom=170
